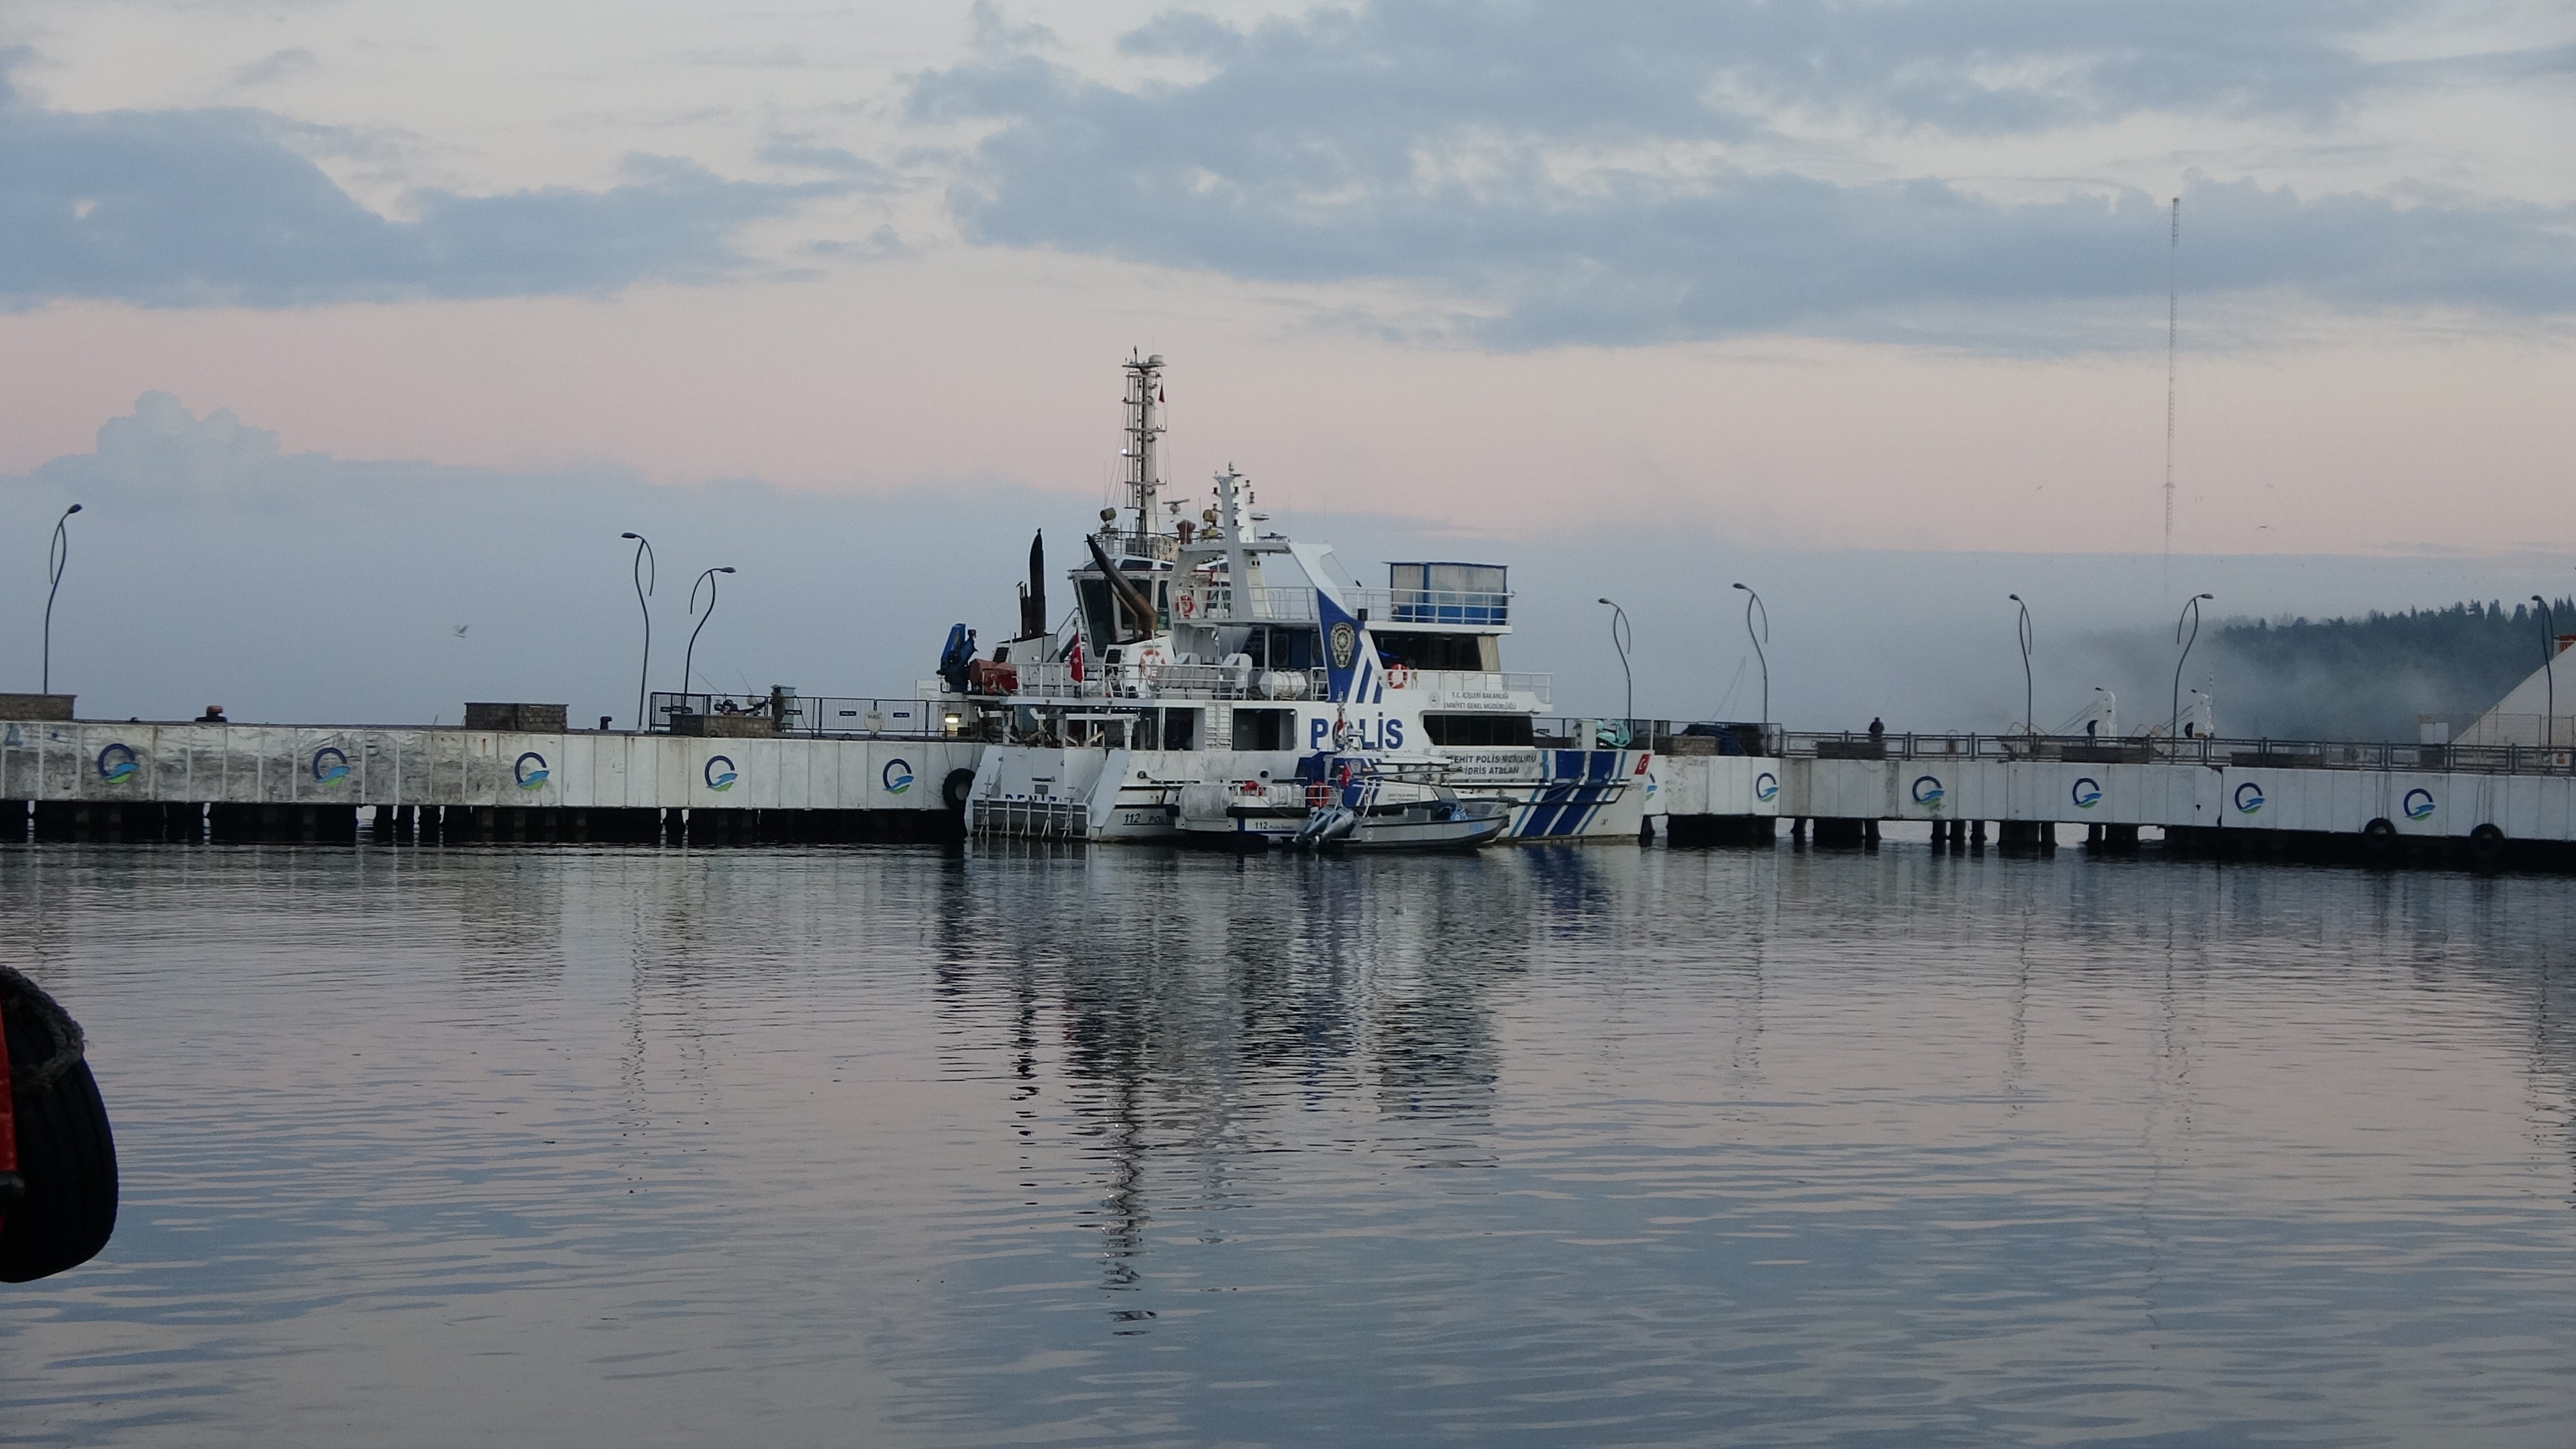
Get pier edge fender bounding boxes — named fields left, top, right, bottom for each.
left=942, top=769, right=977, bottom=814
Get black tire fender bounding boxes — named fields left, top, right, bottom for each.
left=1, top=969, right=119, bottom=1285
left=942, top=768, right=977, bottom=813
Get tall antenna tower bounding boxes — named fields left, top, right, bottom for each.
left=2162, top=197, right=2180, bottom=594
left=1120, top=350, right=1167, bottom=549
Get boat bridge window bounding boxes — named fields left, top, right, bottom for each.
left=1129, top=708, right=1199, bottom=751
left=1232, top=708, right=1294, bottom=751
left=1075, top=577, right=1115, bottom=650
left=1389, top=562, right=1508, bottom=625
left=1421, top=712, right=1534, bottom=747
left=1375, top=633, right=1490, bottom=672
left=1245, top=627, right=1318, bottom=670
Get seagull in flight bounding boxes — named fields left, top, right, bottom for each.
left=452, top=625, right=470, bottom=638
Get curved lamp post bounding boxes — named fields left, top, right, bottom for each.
left=681, top=566, right=736, bottom=700
left=621, top=533, right=655, bottom=730
left=42, top=503, right=83, bottom=695
left=2009, top=593, right=2034, bottom=736
left=2170, top=592, right=2213, bottom=740
left=2534, top=595, right=2557, bottom=753
left=1731, top=582, right=1770, bottom=749
left=1597, top=596, right=1633, bottom=729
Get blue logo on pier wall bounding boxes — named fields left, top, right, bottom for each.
left=513, top=752, right=549, bottom=790
left=1754, top=771, right=1779, bottom=802
left=2234, top=781, right=2265, bottom=814
left=97, top=743, right=138, bottom=784
left=704, top=755, right=738, bottom=791
left=2072, top=776, right=2102, bottom=808
left=1911, top=775, right=1945, bottom=811
left=312, top=747, right=351, bottom=786
left=882, top=758, right=914, bottom=794
left=2403, top=788, right=2435, bottom=821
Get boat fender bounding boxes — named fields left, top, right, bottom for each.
left=942, top=769, right=977, bottom=813
left=1, top=967, right=117, bottom=1284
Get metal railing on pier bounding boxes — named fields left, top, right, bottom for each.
left=649, top=692, right=961, bottom=738
left=1775, top=729, right=2576, bottom=777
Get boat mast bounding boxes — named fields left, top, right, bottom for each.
left=1121, top=352, right=1167, bottom=556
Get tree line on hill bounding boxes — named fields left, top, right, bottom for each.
left=2204, top=598, right=2576, bottom=742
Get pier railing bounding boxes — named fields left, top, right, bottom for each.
left=650, top=692, right=961, bottom=738
left=1775, top=730, right=2576, bottom=776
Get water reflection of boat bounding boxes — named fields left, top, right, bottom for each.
left=951, top=353, right=1650, bottom=845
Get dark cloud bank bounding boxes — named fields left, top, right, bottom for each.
left=0, top=61, right=841, bottom=309
left=922, top=0, right=2576, bottom=349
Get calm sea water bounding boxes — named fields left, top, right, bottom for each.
left=3, top=841, right=2572, bottom=1446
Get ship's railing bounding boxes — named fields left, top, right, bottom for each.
left=1172, top=584, right=1513, bottom=628
left=1351, top=586, right=1511, bottom=628
left=1005, top=663, right=1329, bottom=702
left=1534, top=718, right=1776, bottom=753
left=1770, top=729, right=2576, bottom=776
left=650, top=692, right=960, bottom=737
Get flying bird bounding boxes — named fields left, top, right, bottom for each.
left=452, top=625, right=470, bottom=637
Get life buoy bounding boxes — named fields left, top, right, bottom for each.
left=1386, top=664, right=1411, bottom=689
left=1306, top=781, right=1332, bottom=810
left=1178, top=592, right=1196, bottom=619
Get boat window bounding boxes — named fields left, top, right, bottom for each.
left=1075, top=578, right=1115, bottom=653
left=1134, top=711, right=1159, bottom=751
left=1232, top=708, right=1293, bottom=751
left=1163, top=708, right=1199, bottom=751
left=1375, top=633, right=1485, bottom=671
left=1247, top=626, right=1318, bottom=670
left=1421, top=712, right=1534, bottom=747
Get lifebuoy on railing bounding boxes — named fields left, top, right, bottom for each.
left=1178, top=591, right=1196, bottom=618
left=1386, top=664, right=1411, bottom=689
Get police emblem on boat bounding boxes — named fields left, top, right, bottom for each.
left=1328, top=621, right=1358, bottom=671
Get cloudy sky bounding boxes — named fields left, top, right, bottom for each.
left=2, top=1, right=2572, bottom=722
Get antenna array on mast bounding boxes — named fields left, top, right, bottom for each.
left=1120, top=351, right=1167, bottom=552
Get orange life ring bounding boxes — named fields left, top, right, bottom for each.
left=1178, top=592, right=1197, bottom=618
left=1386, top=664, right=1412, bottom=689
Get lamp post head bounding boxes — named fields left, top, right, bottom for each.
left=2008, top=592, right=2021, bottom=602
left=718, top=566, right=737, bottom=574
left=1731, top=582, right=1748, bottom=592
left=621, top=531, right=640, bottom=540
left=64, top=503, right=82, bottom=517
left=2196, top=592, right=2213, bottom=600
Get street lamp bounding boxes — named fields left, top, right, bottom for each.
left=681, top=566, right=736, bottom=700
left=1597, top=597, right=1633, bottom=729
left=42, top=503, right=83, bottom=695
left=2170, top=592, right=2213, bottom=739
left=2534, top=595, right=2557, bottom=752
left=1731, top=582, right=1769, bottom=749
left=2008, top=594, right=2033, bottom=736
left=621, top=533, right=655, bottom=731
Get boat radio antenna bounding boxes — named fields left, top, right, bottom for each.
left=2163, top=196, right=2179, bottom=599
left=1122, top=350, right=1167, bottom=549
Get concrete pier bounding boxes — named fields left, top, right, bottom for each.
left=13, top=709, right=2576, bottom=869
left=3, top=719, right=977, bottom=844
left=1647, top=741, right=2576, bottom=868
